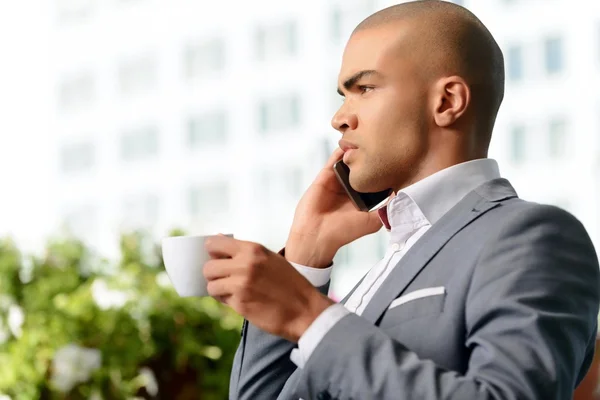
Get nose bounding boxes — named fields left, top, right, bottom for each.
left=331, top=105, right=358, bottom=134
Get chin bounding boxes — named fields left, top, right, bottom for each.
left=349, top=172, right=377, bottom=193
left=348, top=172, right=364, bottom=192
left=350, top=168, right=393, bottom=193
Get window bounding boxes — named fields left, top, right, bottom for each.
left=189, top=183, right=230, bottom=218
left=121, top=194, right=159, bottom=230
left=510, top=125, right=526, bottom=164
left=507, top=45, right=523, bottom=82
left=258, top=166, right=303, bottom=204
left=331, top=7, right=343, bottom=44
left=328, top=2, right=375, bottom=46
left=187, top=111, right=227, bottom=147
left=258, top=94, right=301, bottom=133
left=548, top=118, right=567, bottom=158
left=544, top=37, right=564, bottom=74
left=60, top=141, right=95, bottom=173
left=185, top=38, right=225, bottom=79
left=121, top=126, right=158, bottom=161
left=56, top=0, right=94, bottom=23
left=118, top=54, right=157, bottom=94
left=255, top=21, right=297, bottom=61
left=58, top=73, right=94, bottom=110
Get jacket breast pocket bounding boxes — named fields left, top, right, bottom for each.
left=378, top=287, right=446, bottom=329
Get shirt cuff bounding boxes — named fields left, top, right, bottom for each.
left=290, top=303, right=350, bottom=369
left=289, top=261, right=333, bottom=287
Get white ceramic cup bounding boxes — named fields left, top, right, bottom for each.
left=161, top=234, right=233, bottom=297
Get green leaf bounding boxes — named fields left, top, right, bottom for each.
left=0, top=230, right=242, bottom=398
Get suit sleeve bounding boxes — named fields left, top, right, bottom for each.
left=228, top=247, right=331, bottom=400
left=291, top=205, right=600, bottom=400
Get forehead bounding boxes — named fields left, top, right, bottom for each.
left=339, top=24, right=413, bottom=81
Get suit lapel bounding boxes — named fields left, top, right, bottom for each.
left=360, top=178, right=517, bottom=324
left=281, top=179, right=517, bottom=399
left=340, top=274, right=366, bottom=305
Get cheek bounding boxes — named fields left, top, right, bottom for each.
left=357, top=88, right=427, bottom=161
left=365, top=88, right=423, bottom=131
left=369, top=116, right=428, bottom=175
left=368, top=108, right=421, bottom=154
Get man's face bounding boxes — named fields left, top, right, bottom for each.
left=333, top=24, right=431, bottom=193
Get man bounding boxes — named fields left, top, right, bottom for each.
left=203, top=1, right=600, bottom=399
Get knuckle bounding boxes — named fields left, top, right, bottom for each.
left=206, top=280, right=217, bottom=295
left=248, top=242, right=266, bottom=257
left=241, top=244, right=266, bottom=269
left=202, top=260, right=214, bottom=276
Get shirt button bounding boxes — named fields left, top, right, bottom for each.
left=391, top=243, right=403, bottom=252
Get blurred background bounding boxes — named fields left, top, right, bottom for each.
left=0, top=0, right=599, bottom=398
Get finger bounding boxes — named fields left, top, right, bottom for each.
left=324, top=147, right=345, bottom=169
left=365, top=210, right=384, bottom=233
left=203, top=258, right=236, bottom=281
left=205, top=235, right=240, bottom=259
left=206, top=277, right=236, bottom=298
left=214, top=295, right=231, bottom=305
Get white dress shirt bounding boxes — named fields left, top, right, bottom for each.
left=288, top=158, right=501, bottom=369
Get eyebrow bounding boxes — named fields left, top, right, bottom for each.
left=337, top=70, right=382, bottom=96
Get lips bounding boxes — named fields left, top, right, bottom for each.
left=342, top=149, right=355, bottom=163
left=338, top=139, right=358, bottom=153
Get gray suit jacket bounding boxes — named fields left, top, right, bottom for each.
left=229, top=178, right=600, bottom=400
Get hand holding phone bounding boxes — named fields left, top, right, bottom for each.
left=333, top=159, right=392, bottom=212
left=285, top=148, right=387, bottom=267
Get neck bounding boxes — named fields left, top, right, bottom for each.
left=392, top=146, right=486, bottom=193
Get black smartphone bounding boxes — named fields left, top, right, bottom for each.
left=333, top=159, right=393, bottom=212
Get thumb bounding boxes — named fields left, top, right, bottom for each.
left=365, top=210, right=384, bottom=233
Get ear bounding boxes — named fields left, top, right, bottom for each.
left=432, top=76, right=470, bottom=128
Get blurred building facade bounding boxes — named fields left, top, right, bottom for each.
left=46, top=0, right=600, bottom=297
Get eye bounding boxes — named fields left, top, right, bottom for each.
left=358, top=85, right=374, bottom=94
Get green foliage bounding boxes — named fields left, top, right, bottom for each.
left=0, top=231, right=243, bottom=399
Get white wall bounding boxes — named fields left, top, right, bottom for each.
left=0, top=0, right=598, bottom=297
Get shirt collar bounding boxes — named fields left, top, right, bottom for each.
left=379, top=158, right=501, bottom=230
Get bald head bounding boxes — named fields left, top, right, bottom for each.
left=354, top=0, right=505, bottom=147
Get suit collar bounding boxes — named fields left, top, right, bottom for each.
left=474, top=177, right=518, bottom=202
left=359, top=178, right=518, bottom=324
left=378, top=158, right=502, bottom=230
